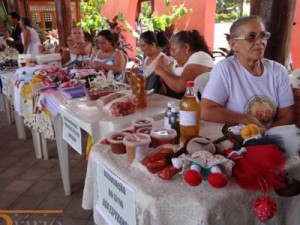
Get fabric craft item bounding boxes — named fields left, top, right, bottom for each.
left=41, top=90, right=68, bottom=116
left=13, top=81, right=25, bottom=116
left=59, top=85, right=86, bottom=99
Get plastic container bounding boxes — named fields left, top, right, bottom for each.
left=150, top=128, right=177, bottom=148
left=107, top=132, right=128, bottom=154
left=136, top=127, right=152, bottom=135
left=132, top=117, right=154, bottom=132
left=122, top=133, right=151, bottom=163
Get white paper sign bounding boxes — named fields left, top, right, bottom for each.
left=61, top=110, right=82, bottom=154
left=96, top=160, right=136, bottom=225
left=0, top=75, right=8, bottom=96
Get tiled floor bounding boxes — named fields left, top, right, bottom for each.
left=0, top=110, right=99, bottom=225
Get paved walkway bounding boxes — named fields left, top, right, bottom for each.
left=0, top=111, right=95, bottom=225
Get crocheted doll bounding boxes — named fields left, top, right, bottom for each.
left=171, top=136, right=234, bottom=188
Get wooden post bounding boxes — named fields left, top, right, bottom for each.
left=54, top=0, right=72, bottom=47
left=250, top=0, right=296, bottom=67
left=14, top=0, right=27, bottom=17
left=4, top=0, right=15, bottom=12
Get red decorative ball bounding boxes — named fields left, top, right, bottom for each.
left=184, top=170, right=202, bottom=186
left=208, top=173, right=228, bottom=188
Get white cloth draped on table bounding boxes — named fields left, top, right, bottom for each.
left=82, top=121, right=300, bottom=225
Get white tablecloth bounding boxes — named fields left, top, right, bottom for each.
left=82, top=121, right=300, bottom=225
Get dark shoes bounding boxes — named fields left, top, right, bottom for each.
left=275, top=179, right=300, bottom=197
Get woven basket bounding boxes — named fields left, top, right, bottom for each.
left=293, top=88, right=300, bottom=128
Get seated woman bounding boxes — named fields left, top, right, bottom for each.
left=201, top=16, right=294, bottom=129
left=66, top=26, right=93, bottom=67
left=19, top=17, right=41, bottom=58
left=90, top=29, right=127, bottom=82
left=139, top=30, right=170, bottom=92
left=154, top=30, right=214, bottom=99
left=56, top=34, right=75, bottom=66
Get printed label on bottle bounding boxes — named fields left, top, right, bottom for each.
left=164, top=116, right=171, bottom=129
left=179, top=111, right=197, bottom=126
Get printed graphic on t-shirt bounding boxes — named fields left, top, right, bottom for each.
left=246, top=96, right=276, bottom=124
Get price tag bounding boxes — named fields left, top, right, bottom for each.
left=61, top=109, right=82, bottom=154
left=96, top=160, right=136, bottom=225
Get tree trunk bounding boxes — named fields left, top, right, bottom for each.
left=54, top=0, right=72, bottom=47
left=250, top=0, right=296, bottom=67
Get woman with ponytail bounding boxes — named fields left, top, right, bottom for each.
left=154, top=30, right=214, bottom=99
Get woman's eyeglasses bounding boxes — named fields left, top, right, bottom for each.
left=233, top=31, right=271, bottom=43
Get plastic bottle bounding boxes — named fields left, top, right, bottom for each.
left=107, top=70, right=114, bottom=80
left=179, top=81, right=200, bottom=145
left=169, top=106, right=180, bottom=144
left=136, top=69, right=147, bottom=109
left=130, top=60, right=140, bottom=96
left=164, top=101, right=174, bottom=129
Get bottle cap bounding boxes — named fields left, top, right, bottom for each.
left=186, top=81, right=194, bottom=87
left=167, top=101, right=175, bottom=108
left=138, top=69, right=144, bottom=75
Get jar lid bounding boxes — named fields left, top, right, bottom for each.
left=123, top=133, right=151, bottom=147
left=150, top=128, right=177, bottom=139
left=186, top=81, right=194, bottom=87
left=132, top=117, right=154, bottom=127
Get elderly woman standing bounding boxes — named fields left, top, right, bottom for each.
left=90, top=29, right=127, bottom=81
left=201, top=16, right=294, bottom=129
left=154, top=30, right=214, bottom=99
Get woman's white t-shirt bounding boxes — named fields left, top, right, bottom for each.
left=202, top=55, right=294, bottom=127
left=172, top=51, right=214, bottom=76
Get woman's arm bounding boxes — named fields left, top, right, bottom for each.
left=271, top=105, right=295, bottom=127
left=69, top=42, right=92, bottom=55
left=83, top=42, right=93, bottom=56
left=155, top=63, right=211, bottom=93
left=23, top=29, right=30, bottom=54
left=92, top=51, right=126, bottom=74
left=201, top=98, right=264, bottom=128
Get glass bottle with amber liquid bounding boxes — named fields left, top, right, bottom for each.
left=136, top=69, right=147, bottom=109
left=179, top=81, right=200, bottom=145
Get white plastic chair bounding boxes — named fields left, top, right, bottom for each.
left=290, top=68, right=300, bottom=88
left=193, top=72, right=210, bottom=98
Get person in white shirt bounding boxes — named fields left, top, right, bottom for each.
left=19, top=17, right=41, bottom=58
left=201, top=16, right=294, bottom=129
left=154, top=30, right=214, bottom=99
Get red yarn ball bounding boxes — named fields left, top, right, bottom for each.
left=184, top=170, right=202, bottom=186
left=208, top=173, right=228, bottom=188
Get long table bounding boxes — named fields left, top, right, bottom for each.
left=55, top=94, right=179, bottom=196
left=82, top=121, right=300, bottom=225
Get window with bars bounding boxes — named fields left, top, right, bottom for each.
left=44, top=13, right=52, bottom=30
left=32, top=13, right=41, bottom=28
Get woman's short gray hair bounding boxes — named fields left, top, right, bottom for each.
left=229, top=15, right=264, bottom=38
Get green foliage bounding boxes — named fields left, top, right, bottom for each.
left=0, top=2, right=12, bottom=33
left=216, top=0, right=249, bottom=22
left=138, top=1, right=192, bottom=32
left=77, top=0, right=109, bottom=33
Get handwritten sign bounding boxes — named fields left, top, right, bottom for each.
left=61, top=110, right=82, bottom=154
left=96, top=160, right=136, bottom=225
